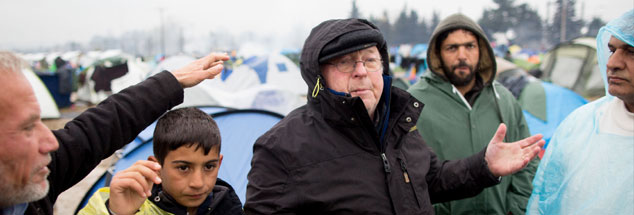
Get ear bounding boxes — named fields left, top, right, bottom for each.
left=218, top=154, right=223, bottom=168
left=148, top=155, right=158, bottom=162
left=148, top=156, right=162, bottom=174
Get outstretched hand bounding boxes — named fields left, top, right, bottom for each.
left=108, top=160, right=162, bottom=215
left=171, top=52, right=230, bottom=88
left=485, top=123, right=544, bottom=177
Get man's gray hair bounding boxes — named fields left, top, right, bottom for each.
left=0, top=51, right=27, bottom=76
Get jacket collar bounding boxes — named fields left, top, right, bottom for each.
left=149, top=181, right=233, bottom=214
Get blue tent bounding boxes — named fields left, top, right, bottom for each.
left=496, top=57, right=587, bottom=156
left=77, top=107, right=283, bottom=211
left=520, top=82, right=587, bottom=147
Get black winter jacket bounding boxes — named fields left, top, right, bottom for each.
left=148, top=178, right=244, bottom=215
left=245, top=18, right=500, bottom=214
left=25, top=71, right=183, bottom=214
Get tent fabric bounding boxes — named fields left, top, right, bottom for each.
left=149, top=53, right=306, bottom=115
left=521, top=82, right=587, bottom=146
left=77, top=108, right=283, bottom=210
left=22, top=68, right=61, bottom=119
left=496, top=57, right=587, bottom=149
left=539, top=37, right=603, bottom=98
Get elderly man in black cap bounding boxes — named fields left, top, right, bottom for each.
left=244, top=18, right=544, bottom=214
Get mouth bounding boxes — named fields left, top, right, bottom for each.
left=32, top=166, right=50, bottom=183
left=185, top=193, right=207, bottom=199
left=608, top=76, right=628, bottom=84
left=350, top=88, right=370, bottom=93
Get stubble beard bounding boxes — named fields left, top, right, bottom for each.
left=0, top=162, right=50, bottom=207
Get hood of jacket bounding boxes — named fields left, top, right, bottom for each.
left=596, top=9, right=634, bottom=98
left=300, top=18, right=390, bottom=103
left=426, top=13, right=497, bottom=85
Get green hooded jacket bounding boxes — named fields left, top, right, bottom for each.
left=407, top=14, right=538, bottom=215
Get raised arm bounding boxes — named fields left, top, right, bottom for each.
left=47, top=52, right=229, bottom=201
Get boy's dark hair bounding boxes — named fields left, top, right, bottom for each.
left=153, top=107, right=221, bottom=164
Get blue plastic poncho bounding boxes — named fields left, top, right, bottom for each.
left=527, top=9, right=634, bottom=215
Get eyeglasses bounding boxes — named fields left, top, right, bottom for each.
left=326, top=58, right=383, bottom=73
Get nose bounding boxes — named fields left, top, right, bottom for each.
left=352, top=61, right=368, bottom=77
left=37, top=121, right=58, bottom=154
left=457, top=47, right=468, bottom=61
left=189, top=169, right=204, bottom=189
left=607, top=49, right=625, bottom=73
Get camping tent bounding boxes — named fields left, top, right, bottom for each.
left=497, top=57, right=587, bottom=157
left=76, top=107, right=283, bottom=211
left=539, top=37, right=603, bottom=99
left=147, top=53, right=306, bottom=115
left=22, top=68, right=61, bottom=119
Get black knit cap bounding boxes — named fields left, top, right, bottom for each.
left=318, top=28, right=385, bottom=64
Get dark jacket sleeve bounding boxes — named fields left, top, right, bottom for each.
left=244, top=137, right=293, bottom=215
left=46, top=71, right=183, bottom=203
left=426, top=147, right=501, bottom=203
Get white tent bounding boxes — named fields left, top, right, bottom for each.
left=22, top=68, right=60, bottom=119
left=149, top=53, right=306, bottom=115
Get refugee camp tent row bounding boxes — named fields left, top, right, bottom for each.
left=76, top=107, right=284, bottom=212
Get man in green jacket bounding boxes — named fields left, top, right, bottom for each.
left=407, top=14, right=538, bottom=215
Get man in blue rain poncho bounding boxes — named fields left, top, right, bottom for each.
left=527, top=9, right=634, bottom=215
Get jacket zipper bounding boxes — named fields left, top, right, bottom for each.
left=398, top=158, right=421, bottom=208
left=381, top=153, right=391, bottom=173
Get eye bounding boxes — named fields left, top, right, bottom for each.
left=204, top=163, right=217, bottom=171
left=445, top=45, right=457, bottom=51
left=23, top=123, right=36, bottom=136
left=608, top=45, right=617, bottom=54
left=467, top=43, right=476, bottom=49
left=365, top=58, right=379, bottom=63
left=177, top=165, right=189, bottom=172
left=338, top=59, right=353, bottom=67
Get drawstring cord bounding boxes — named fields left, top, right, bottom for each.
left=312, top=76, right=323, bottom=98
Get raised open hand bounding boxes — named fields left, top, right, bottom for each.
left=170, top=52, right=230, bottom=88
left=485, top=123, right=545, bottom=177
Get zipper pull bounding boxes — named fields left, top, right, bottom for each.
left=399, top=159, right=411, bottom=183
left=381, top=153, right=391, bottom=173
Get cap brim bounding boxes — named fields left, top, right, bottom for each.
left=318, top=42, right=377, bottom=64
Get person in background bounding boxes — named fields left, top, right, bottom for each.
left=0, top=51, right=229, bottom=215
left=527, top=9, right=634, bottom=215
left=407, top=13, right=538, bottom=215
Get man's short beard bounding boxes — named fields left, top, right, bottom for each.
left=443, top=61, right=477, bottom=87
left=0, top=162, right=49, bottom=207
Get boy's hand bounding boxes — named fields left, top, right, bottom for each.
left=109, top=160, right=162, bottom=215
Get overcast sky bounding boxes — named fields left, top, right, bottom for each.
left=1, top=0, right=631, bottom=51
